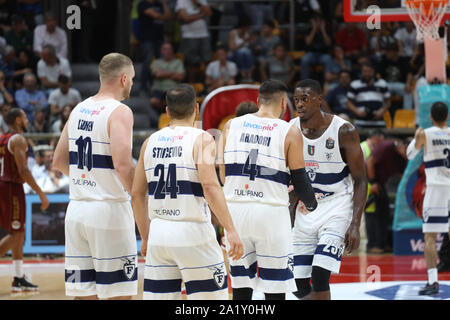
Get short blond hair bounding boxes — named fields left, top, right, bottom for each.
left=98, top=53, right=133, bottom=82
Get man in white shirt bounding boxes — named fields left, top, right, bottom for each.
left=394, top=22, right=417, bottom=58
left=48, top=75, right=81, bottom=124
left=33, top=12, right=68, bottom=58
left=205, top=46, right=237, bottom=92
left=37, top=44, right=71, bottom=92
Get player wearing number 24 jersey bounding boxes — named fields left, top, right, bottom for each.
left=53, top=53, right=138, bottom=300
left=131, top=84, right=243, bottom=300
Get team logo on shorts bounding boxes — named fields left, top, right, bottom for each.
left=287, top=257, right=294, bottom=274
left=122, top=257, right=136, bottom=280
left=308, top=145, right=315, bottom=156
left=210, top=265, right=226, bottom=289
left=326, top=137, right=335, bottom=149
left=306, top=167, right=317, bottom=182
left=11, top=220, right=21, bottom=230
left=422, top=208, right=430, bottom=223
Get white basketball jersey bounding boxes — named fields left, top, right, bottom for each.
left=144, top=126, right=211, bottom=223
left=68, top=97, right=129, bottom=201
left=223, top=114, right=291, bottom=207
left=423, top=126, right=450, bottom=186
left=289, top=115, right=354, bottom=202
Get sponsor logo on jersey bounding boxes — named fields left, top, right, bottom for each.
left=72, top=174, right=96, bottom=187
left=307, top=145, right=315, bottom=156
left=326, top=137, right=335, bottom=149
left=243, top=121, right=278, bottom=132
left=153, top=208, right=181, bottom=216
left=122, top=257, right=136, bottom=280
left=210, top=265, right=226, bottom=289
left=234, top=185, right=264, bottom=198
left=305, top=160, right=319, bottom=169
left=325, top=152, right=333, bottom=161
left=157, top=135, right=184, bottom=143
left=79, top=106, right=106, bottom=117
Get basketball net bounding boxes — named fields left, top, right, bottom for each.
left=405, top=0, right=448, bottom=83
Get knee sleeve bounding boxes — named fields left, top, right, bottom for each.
left=311, top=266, right=331, bottom=292
left=264, top=293, right=285, bottom=300
left=232, top=287, right=253, bottom=300
left=293, top=278, right=311, bottom=299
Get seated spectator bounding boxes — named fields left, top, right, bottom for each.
left=27, top=148, right=69, bottom=194
left=235, top=100, right=258, bottom=117
left=336, top=24, right=367, bottom=62
left=0, top=70, right=13, bottom=105
left=346, top=62, right=391, bottom=127
left=261, top=43, right=296, bottom=89
left=253, top=19, right=280, bottom=65
left=5, top=15, right=33, bottom=53
left=378, top=44, right=413, bottom=110
left=148, top=42, right=185, bottom=125
left=0, top=45, right=16, bottom=83
left=27, top=105, right=50, bottom=148
left=51, top=104, right=72, bottom=134
left=15, top=73, right=48, bottom=122
left=300, top=13, right=332, bottom=80
left=48, top=75, right=81, bottom=124
left=324, top=70, right=353, bottom=121
left=12, top=49, right=36, bottom=90
left=176, top=0, right=212, bottom=83
left=37, top=44, right=72, bottom=92
left=205, top=46, right=237, bottom=92
left=228, top=15, right=255, bottom=81
left=324, top=45, right=351, bottom=93
left=369, top=24, right=397, bottom=62
left=0, top=102, right=12, bottom=133
left=394, top=22, right=417, bottom=58
left=33, top=12, right=68, bottom=58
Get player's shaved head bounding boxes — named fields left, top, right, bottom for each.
left=258, top=79, right=289, bottom=106
left=431, top=102, right=448, bottom=123
left=166, top=84, right=196, bottom=119
left=98, top=52, right=133, bottom=83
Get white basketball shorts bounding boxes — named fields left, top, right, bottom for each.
left=65, top=200, right=138, bottom=299
left=225, top=202, right=296, bottom=294
left=143, top=219, right=228, bottom=300
left=292, top=194, right=353, bottom=278
left=422, top=185, right=450, bottom=233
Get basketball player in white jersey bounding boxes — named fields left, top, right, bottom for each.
left=289, top=79, right=367, bottom=300
left=407, top=102, right=450, bottom=295
left=53, top=53, right=137, bottom=300
left=218, top=79, right=318, bottom=300
left=131, top=84, right=243, bottom=300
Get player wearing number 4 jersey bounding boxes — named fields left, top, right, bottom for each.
left=218, top=79, right=318, bottom=300
left=407, top=102, right=450, bottom=296
left=53, top=53, right=137, bottom=300
left=131, top=84, right=243, bottom=300
left=0, top=108, right=49, bottom=292
left=289, top=80, right=367, bottom=300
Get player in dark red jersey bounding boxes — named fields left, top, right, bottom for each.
left=0, top=108, right=49, bottom=292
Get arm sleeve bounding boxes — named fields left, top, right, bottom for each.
left=406, top=138, right=420, bottom=160
left=291, top=168, right=318, bottom=212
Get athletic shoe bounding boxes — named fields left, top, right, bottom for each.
left=11, top=275, right=38, bottom=292
left=418, top=282, right=439, bottom=295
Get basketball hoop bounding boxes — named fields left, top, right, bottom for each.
left=405, top=0, right=449, bottom=40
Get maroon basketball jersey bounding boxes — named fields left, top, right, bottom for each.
left=0, top=131, right=25, bottom=184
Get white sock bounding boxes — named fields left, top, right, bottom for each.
left=13, top=260, right=23, bottom=278
left=427, top=268, right=438, bottom=284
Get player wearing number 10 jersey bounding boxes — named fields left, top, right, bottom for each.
left=53, top=53, right=137, bottom=300
left=131, top=84, right=243, bottom=300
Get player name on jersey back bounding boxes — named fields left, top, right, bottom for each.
left=424, top=126, right=450, bottom=186
left=144, top=126, right=211, bottom=223
left=223, top=114, right=291, bottom=207
left=68, top=97, right=129, bottom=201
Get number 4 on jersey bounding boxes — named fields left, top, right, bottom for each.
left=243, top=149, right=259, bottom=181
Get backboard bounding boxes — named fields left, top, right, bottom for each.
left=343, top=0, right=450, bottom=23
